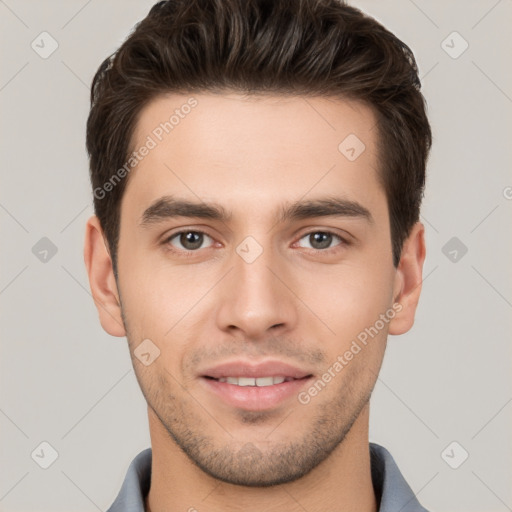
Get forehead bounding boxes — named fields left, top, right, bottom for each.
left=122, top=92, right=384, bottom=225
left=131, top=92, right=377, bottom=158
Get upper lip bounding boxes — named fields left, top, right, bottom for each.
left=200, top=360, right=313, bottom=379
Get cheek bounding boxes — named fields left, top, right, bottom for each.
left=298, top=262, right=394, bottom=337
left=118, top=253, right=214, bottom=361
left=119, top=245, right=176, bottom=310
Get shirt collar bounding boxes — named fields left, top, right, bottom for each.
left=370, top=443, right=430, bottom=512
left=107, top=442, right=429, bottom=512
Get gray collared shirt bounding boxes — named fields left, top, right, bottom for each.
left=107, top=442, right=430, bottom=511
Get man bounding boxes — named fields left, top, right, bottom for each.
left=83, top=0, right=431, bottom=510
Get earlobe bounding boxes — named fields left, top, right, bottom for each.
left=388, top=222, right=426, bottom=336
left=83, top=215, right=126, bottom=337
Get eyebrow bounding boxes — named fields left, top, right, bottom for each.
left=139, top=195, right=374, bottom=227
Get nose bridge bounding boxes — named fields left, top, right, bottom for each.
left=216, top=235, right=296, bottom=337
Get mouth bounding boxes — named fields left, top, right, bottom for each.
left=200, top=374, right=314, bottom=411
left=198, top=359, right=315, bottom=410
left=202, top=375, right=312, bottom=386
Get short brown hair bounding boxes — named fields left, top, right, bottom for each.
left=86, top=0, right=431, bottom=277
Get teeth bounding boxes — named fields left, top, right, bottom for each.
left=257, top=376, right=281, bottom=386
left=217, top=376, right=292, bottom=386
left=237, top=377, right=256, bottom=386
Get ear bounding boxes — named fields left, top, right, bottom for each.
left=83, top=215, right=126, bottom=337
left=388, top=222, right=426, bottom=335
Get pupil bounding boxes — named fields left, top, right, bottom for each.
left=181, top=232, right=203, bottom=250
left=311, top=232, right=331, bottom=249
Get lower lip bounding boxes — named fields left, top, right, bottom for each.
left=200, top=376, right=313, bottom=411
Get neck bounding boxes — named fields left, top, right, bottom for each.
left=145, top=404, right=378, bottom=512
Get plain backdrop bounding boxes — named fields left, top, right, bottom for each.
left=1, top=1, right=511, bottom=511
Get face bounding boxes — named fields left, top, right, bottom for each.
left=85, top=92, right=424, bottom=487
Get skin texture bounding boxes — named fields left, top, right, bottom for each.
left=84, top=92, right=426, bottom=512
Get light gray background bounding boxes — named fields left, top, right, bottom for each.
left=1, top=1, right=511, bottom=511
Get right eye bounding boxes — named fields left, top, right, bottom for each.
left=163, top=230, right=215, bottom=253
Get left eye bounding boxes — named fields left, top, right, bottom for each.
left=166, top=231, right=214, bottom=251
left=297, top=231, right=344, bottom=251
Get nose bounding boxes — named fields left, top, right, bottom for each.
left=215, top=242, right=298, bottom=340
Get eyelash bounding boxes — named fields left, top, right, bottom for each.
left=162, top=229, right=350, bottom=257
